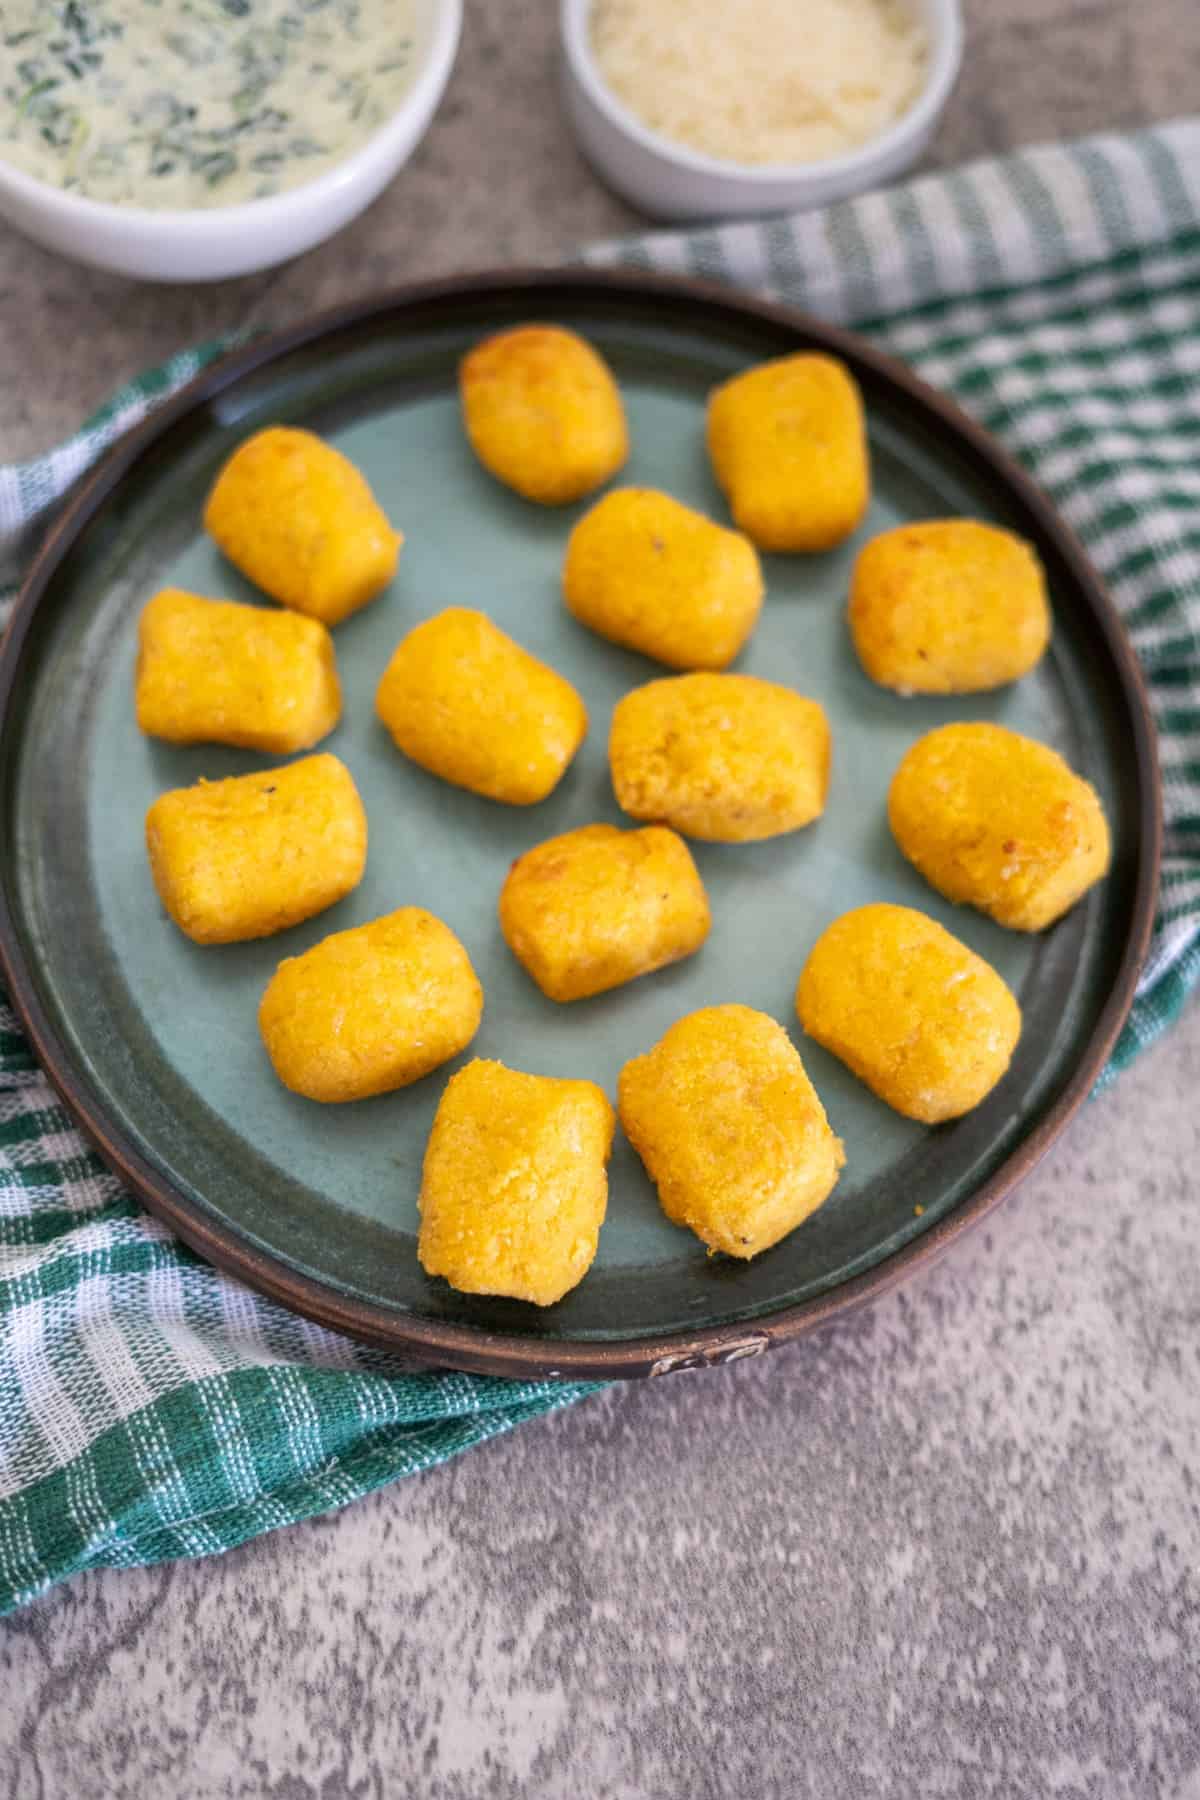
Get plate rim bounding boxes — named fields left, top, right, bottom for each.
left=0, top=265, right=1163, bottom=1381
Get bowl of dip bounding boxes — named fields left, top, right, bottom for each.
left=0, top=0, right=462, bottom=282
left=560, top=0, right=963, bottom=222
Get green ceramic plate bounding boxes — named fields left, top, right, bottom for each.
left=0, top=272, right=1159, bottom=1379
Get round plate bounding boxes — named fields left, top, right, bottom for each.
left=0, top=271, right=1160, bottom=1380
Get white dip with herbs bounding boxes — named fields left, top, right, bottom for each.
left=1, top=0, right=418, bottom=209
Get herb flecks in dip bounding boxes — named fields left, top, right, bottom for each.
left=2, top=0, right=417, bottom=209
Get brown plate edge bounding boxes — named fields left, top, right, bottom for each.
left=0, top=265, right=1164, bottom=1382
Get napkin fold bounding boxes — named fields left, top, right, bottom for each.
left=2, top=119, right=1198, bottom=1616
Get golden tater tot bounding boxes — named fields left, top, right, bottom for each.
left=135, top=588, right=341, bottom=754
left=145, top=753, right=366, bottom=946
left=609, top=672, right=830, bottom=842
left=797, top=903, right=1022, bottom=1123
left=499, top=823, right=710, bottom=1003
left=375, top=607, right=587, bottom=805
left=849, top=520, right=1051, bottom=694
left=460, top=325, right=628, bottom=504
left=204, top=426, right=401, bottom=625
left=619, top=1005, right=844, bottom=1260
left=888, top=723, right=1111, bottom=931
left=563, top=488, right=764, bottom=671
left=707, top=353, right=869, bottom=552
left=259, top=908, right=482, bottom=1103
left=418, top=1058, right=615, bottom=1306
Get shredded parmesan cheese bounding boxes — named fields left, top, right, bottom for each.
left=590, top=0, right=929, bottom=167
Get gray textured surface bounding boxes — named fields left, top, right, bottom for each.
left=2, top=1, right=1199, bottom=1795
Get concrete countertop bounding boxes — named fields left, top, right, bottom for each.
left=2, top=2, right=1198, bottom=1795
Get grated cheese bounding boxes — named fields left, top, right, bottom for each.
left=590, top=0, right=929, bottom=167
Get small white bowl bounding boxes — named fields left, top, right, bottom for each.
left=0, top=0, right=462, bottom=284
left=561, top=0, right=963, bottom=223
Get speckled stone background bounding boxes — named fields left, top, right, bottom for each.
left=2, top=2, right=1199, bottom=1795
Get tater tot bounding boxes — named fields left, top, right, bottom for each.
left=259, top=908, right=482, bottom=1103
left=563, top=488, right=764, bottom=671
left=460, top=325, right=628, bottom=504
left=375, top=607, right=587, bottom=805
left=418, top=1058, right=615, bottom=1306
left=707, top=353, right=869, bottom=552
left=499, top=823, right=710, bottom=1003
left=797, top=903, right=1022, bottom=1123
left=204, top=426, right=401, bottom=625
left=135, top=588, right=341, bottom=754
left=619, top=1005, right=844, bottom=1260
left=609, top=672, right=830, bottom=842
left=849, top=520, right=1051, bottom=694
left=888, top=723, right=1111, bottom=931
left=145, top=753, right=366, bottom=946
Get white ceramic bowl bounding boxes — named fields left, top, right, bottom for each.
left=561, top=0, right=963, bottom=223
left=0, top=0, right=462, bottom=284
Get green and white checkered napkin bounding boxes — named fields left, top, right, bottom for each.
left=2, top=121, right=1198, bottom=1617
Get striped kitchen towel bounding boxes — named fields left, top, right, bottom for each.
left=1, top=118, right=1197, bottom=1616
